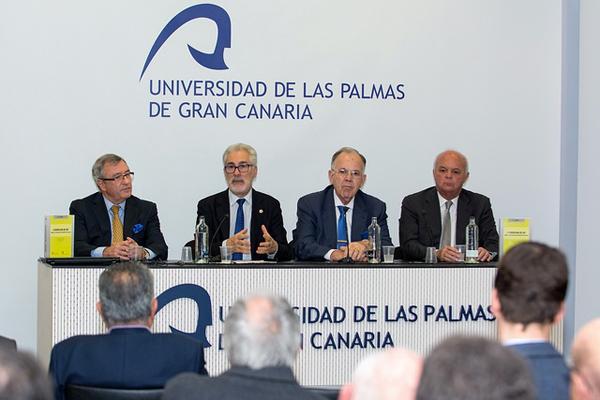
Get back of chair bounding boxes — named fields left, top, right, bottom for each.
left=304, top=386, right=340, bottom=400
left=66, top=385, right=163, bottom=400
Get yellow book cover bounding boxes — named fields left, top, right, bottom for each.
left=44, top=215, right=74, bottom=258
left=501, top=218, right=530, bottom=256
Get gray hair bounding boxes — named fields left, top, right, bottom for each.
left=222, top=143, right=258, bottom=166
left=416, top=336, right=535, bottom=400
left=330, top=147, right=367, bottom=171
left=0, top=348, right=53, bottom=400
left=98, top=262, right=154, bottom=327
left=433, top=149, right=469, bottom=173
left=92, top=153, right=125, bottom=187
left=223, top=293, right=300, bottom=369
left=351, top=348, right=423, bottom=400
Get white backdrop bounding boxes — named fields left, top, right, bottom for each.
left=0, top=1, right=562, bottom=352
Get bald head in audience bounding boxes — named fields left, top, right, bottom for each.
left=571, top=318, right=600, bottom=400
left=339, top=348, right=423, bottom=400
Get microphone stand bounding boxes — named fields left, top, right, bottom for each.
left=208, top=214, right=229, bottom=262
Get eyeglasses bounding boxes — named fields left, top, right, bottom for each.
left=100, top=171, right=135, bottom=182
left=224, top=163, right=254, bottom=174
left=333, top=168, right=363, bottom=179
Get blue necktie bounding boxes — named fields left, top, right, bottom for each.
left=337, top=206, right=349, bottom=249
left=232, top=198, right=245, bottom=260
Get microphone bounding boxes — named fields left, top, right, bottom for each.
left=340, top=207, right=354, bottom=264
left=208, top=213, right=229, bottom=262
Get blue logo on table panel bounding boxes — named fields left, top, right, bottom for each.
left=156, top=284, right=213, bottom=347
left=140, top=3, right=231, bottom=80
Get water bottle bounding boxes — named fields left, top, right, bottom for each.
left=465, top=216, right=479, bottom=263
left=195, top=216, right=209, bottom=263
left=367, top=217, right=381, bottom=263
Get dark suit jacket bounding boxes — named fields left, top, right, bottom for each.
left=0, top=335, right=16, bottom=350
left=508, top=342, right=570, bottom=400
left=163, top=366, right=326, bottom=400
left=49, top=327, right=207, bottom=400
left=294, top=185, right=393, bottom=261
left=194, top=189, right=293, bottom=261
left=399, top=186, right=499, bottom=261
left=69, top=192, right=168, bottom=260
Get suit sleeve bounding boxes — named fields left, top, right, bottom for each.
left=478, top=197, right=499, bottom=254
left=399, top=196, right=428, bottom=261
left=143, top=203, right=168, bottom=260
left=294, top=197, right=331, bottom=261
left=49, top=347, right=66, bottom=400
left=266, top=200, right=293, bottom=261
left=69, top=200, right=96, bottom=257
left=377, top=202, right=393, bottom=247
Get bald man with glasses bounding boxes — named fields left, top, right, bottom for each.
left=191, top=143, right=293, bottom=261
left=69, top=153, right=168, bottom=260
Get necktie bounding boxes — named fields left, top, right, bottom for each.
left=232, top=198, right=245, bottom=260
left=337, top=206, right=349, bottom=249
left=111, top=205, right=123, bottom=244
left=440, top=200, right=452, bottom=248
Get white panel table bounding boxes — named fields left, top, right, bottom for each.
left=37, top=260, right=563, bottom=386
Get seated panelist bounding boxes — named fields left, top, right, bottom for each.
left=294, top=147, right=393, bottom=262
left=399, top=150, right=498, bottom=262
left=193, top=143, right=293, bottom=261
left=69, top=154, right=168, bottom=260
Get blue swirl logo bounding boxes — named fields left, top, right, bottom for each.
left=140, top=3, right=231, bottom=80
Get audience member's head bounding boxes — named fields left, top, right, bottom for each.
left=339, top=348, right=423, bottom=400
left=223, top=293, right=299, bottom=369
left=571, top=318, right=600, bottom=400
left=96, top=262, right=157, bottom=329
left=0, top=347, right=53, bottom=400
left=416, top=336, right=536, bottom=400
left=493, top=242, right=568, bottom=331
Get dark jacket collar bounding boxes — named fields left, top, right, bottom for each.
left=224, top=366, right=297, bottom=384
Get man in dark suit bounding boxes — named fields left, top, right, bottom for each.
left=49, top=262, right=207, bottom=400
left=194, top=143, right=292, bottom=261
left=294, top=147, right=392, bottom=262
left=492, top=242, right=570, bottom=400
left=399, top=149, right=498, bottom=262
left=163, top=293, right=325, bottom=400
left=70, top=153, right=168, bottom=260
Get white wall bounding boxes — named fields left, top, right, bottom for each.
left=0, top=1, right=564, bottom=352
left=575, top=0, right=600, bottom=330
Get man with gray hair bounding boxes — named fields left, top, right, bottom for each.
left=399, top=149, right=498, bottom=262
left=0, top=347, right=53, bottom=400
left=49, top=262, right=206, bottom=400
left=339, top=348, right=423, bottom=400
left=294, top=147, right=393, bottom=261
left=163, top=293, right=324, bottom=400
left=70, top=153, right=168, bottom=260
left=192, top=143, right=293, bottom=261
left=570, top=318, right=600, bottom=400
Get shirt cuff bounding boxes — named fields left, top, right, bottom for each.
left=144, top=248, right=156, bottom=260
left=324, top=249, right=335, bottom=261
left=91, top=247, right=105, bottom=257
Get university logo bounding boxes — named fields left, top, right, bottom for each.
left=139, top=3, right=231, bottom=80
left=156, top=284, right=213, bottom=347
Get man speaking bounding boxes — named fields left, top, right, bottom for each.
left=194, top=143, right=292, bottom=261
